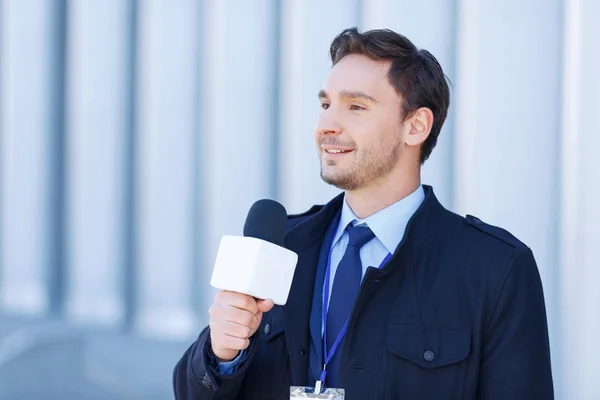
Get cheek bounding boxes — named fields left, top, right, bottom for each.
left=344, top=116, right=374, bottom=141
left=381, top=119, right=404, bottom=145
left=355, top=119, right=394, bottom=147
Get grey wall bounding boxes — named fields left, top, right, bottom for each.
left=0, top=0, right=598, bottom=398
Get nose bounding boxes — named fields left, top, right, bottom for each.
left=315, top=107, right=342, bottom=136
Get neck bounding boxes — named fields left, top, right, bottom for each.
left=344, top=173, right=421, bottom=219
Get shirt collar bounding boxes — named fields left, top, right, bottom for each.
left=332, top=185, right=426, bottom=254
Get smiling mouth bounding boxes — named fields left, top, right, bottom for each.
left=324, top=149, right=352, bottom=154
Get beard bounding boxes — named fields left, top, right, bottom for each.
left=320, top=139, right=402, bottom=191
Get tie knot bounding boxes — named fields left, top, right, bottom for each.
left=346, top=224, right=375, bottom=249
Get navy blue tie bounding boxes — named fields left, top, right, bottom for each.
left=325, top=223, right=375, bottom=386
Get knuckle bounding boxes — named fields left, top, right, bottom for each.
left=209, top=320, right=223, bottom=335
left=209, top=304, right=226, bottom=323
left=213, top=295, right=226, bottom=310
left=241, top=325, right=251, bottom=338
left=241, top=295, right=252, bottom=309
left=243, top=313, right=254, bottom=327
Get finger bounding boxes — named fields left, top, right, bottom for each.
left=222, top=305, right=259, bottom=328
left=218, top=320, right=253, bottom=339
left=257, top=298, right=274, bottom=313
left=219, top=334, right=250, bottom=351
left=250, top=312, right=263, bottom=333
left=220, top=292, right=259, bottom=314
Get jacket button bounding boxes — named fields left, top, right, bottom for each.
left=264, top=323, right=271, bottom=335
left=299, top=349, right=306, bottom=355
left=423, top=350, right=435, bottom=362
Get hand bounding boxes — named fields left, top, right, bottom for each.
left=208, top=291, right=275, bottom=362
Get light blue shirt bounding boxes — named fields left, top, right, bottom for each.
left=325, top=184, right=425, bottom=309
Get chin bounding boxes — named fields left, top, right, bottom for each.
left=320, top=170, right=360, bottom=191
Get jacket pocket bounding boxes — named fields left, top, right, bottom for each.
left=385, top=323, right=471, bottom=369
left=242, top=306, right=289, bottom=396
left=383, top=323, right=471, bottom=399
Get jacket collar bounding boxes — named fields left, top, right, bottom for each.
left=284, top=185, right=444, bottom=255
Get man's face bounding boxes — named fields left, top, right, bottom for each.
left=315, top=54, right=407, bottom=191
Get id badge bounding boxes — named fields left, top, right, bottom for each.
left=290, top=386, right=344, bottom=399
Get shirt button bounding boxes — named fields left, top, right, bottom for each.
left=423, top=350, right=435, bottom=362
left=264, top=323, right=271, bottom=335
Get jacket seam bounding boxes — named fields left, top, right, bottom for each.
left=482, top=247, right=530, bottom=334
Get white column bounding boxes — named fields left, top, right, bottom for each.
left=559, top=0, right=600, bottom=398
left=64, top=0, right=131, bottom=326
left=454, top=0, right=563, bottom=388
left=279, top=0, right=362, bottom=214
left=0, top=0, right=57, bottom=314
left=198, top=0, right=280, bottom=323
left=135, top=0, right=199, bottom=339
left=361, top=0, right=457, bottom=208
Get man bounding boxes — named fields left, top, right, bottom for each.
left=173, top=27, right=553, bottom=399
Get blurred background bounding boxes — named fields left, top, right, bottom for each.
left=0, top=0, right=598, bottom=398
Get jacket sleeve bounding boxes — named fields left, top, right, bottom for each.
left=478, top=248, right=554, bottom=399
left=172, top=326, right=258, bottom=399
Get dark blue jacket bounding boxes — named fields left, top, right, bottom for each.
left=173, top=185, right=554, bottom=399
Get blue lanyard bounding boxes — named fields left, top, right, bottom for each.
left=318, top=227, right=392, bottom=386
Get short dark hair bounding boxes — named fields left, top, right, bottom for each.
left=329, top=27, right=450, bottom=164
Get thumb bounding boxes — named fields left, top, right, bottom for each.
left=256, top=298, right=274, bottom=313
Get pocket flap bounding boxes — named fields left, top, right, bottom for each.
left=258, top=305, right=285, bottom=342
left=386, top=323, right=471, bottom=369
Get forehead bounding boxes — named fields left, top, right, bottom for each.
left=323, top=54, right=395, bottom=98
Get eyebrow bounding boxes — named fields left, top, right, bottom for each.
left=318, top=89, right=378, bottom=103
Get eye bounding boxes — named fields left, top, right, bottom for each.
left=321, top=103, right=330, bottom=110
left=349, top=104, right=366, bottom=111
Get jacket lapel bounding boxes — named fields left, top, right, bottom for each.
left=282, top=194, right=343, bottom=385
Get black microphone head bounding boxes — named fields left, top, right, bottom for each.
left=243, top=199, right=288, bottom=246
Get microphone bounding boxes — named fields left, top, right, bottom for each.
left=243, top=199, right=287, bottom=246
left=209, top=199, right=299, bottom=305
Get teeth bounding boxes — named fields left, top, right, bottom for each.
left=326, top=149, right=346, bottom=154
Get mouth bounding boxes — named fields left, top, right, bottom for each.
left=321, top=143, right=355, bottom=158
left=324, top=149, right=353, bottom=154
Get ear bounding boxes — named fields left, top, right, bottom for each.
left=404, top=107, right=434, bottom=147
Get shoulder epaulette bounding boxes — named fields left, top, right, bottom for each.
left=465, top=214, right=527, bottom=249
